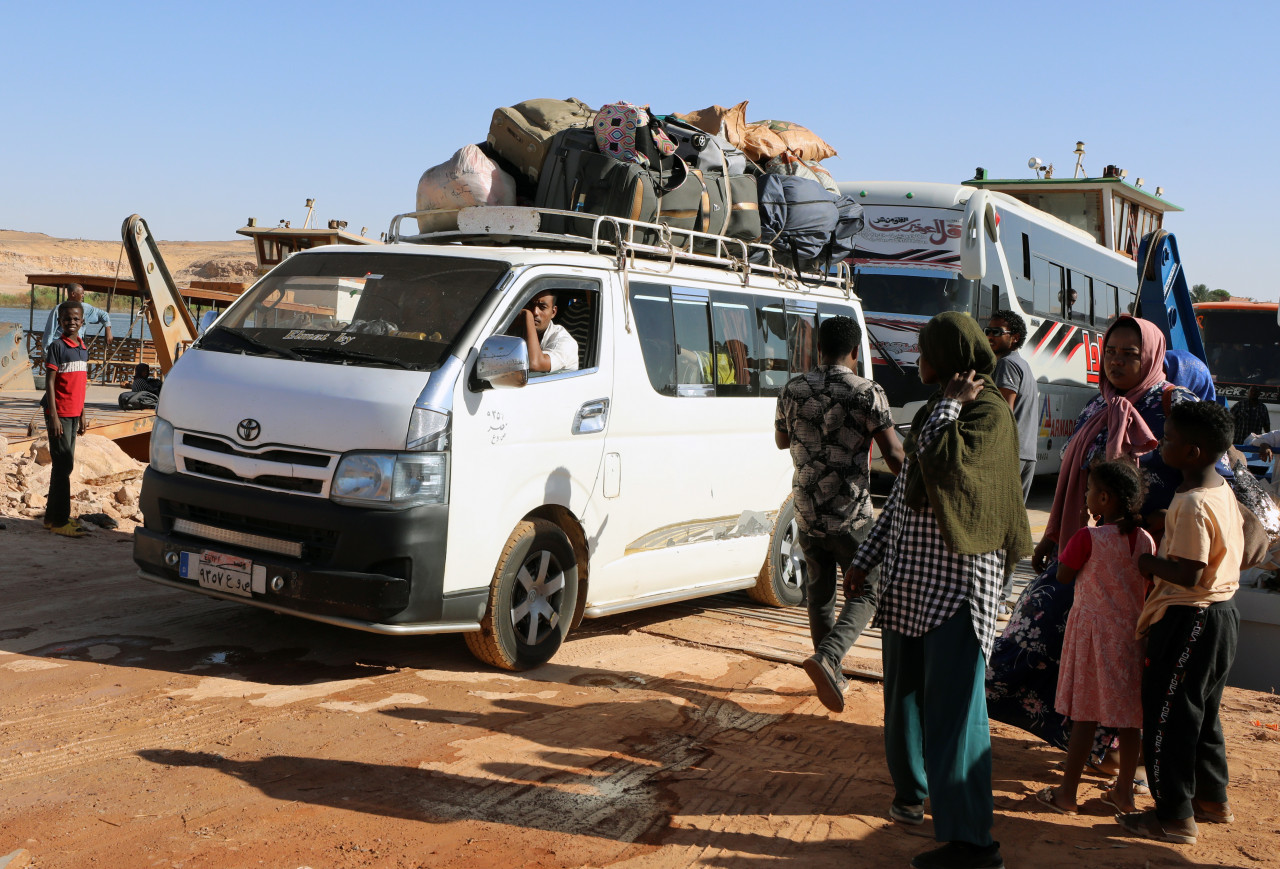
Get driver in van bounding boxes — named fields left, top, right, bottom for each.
left=511, top=290, right=578, bottom=374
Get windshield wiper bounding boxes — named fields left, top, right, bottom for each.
left=292, top=345, right=414, bottom=369
left=201, top=327, right=303, bottom=361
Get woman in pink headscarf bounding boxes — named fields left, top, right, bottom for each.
left=987, top=316, right=1196, bottom=768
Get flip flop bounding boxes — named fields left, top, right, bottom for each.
left=1035, top=786, right=1077, bottom=816
left=1116, top=809, right=1197, bottom=845
left=1098, top=788, right=1135, bottom=814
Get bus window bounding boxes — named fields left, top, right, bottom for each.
left=1032, top=258, right=1052, bottom=316
left=1096, top=283, right=1118, bottom=326
left=672, top=292, right=714, bottom=395
left=630, top=283, right=677, bottom=395
left=711, top=294, right=757, bottom=397
left=1119, top=284, right=1138, bottom=316
left=1067, top=272, right=1091, bottom=324
left=853, top=273, right=979, bottom=318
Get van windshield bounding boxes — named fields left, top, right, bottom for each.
left=203, top=252, right=509, bottom=370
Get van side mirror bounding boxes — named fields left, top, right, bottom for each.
left=475, top=335, right=529, bottom=389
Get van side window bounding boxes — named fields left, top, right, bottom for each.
left=631, top=284, right=677, bottom=394
left=757, top=299, right=790, bottom=397
left=672, top=289, right=715, bottom=396
left=506, top=277, right=600, bottom=378
left=711, top=293, right=758, bottom=397
left=1119, top=284, right=1138, bottom=316
left=787, top=304, right=817, bottom=376
left=1030, top=257, right=1049, bottom=316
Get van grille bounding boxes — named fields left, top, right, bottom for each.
left=175, top=431, right=335, bottom=497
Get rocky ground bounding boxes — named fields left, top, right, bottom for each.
left=0, top=434, right=144, bottom=531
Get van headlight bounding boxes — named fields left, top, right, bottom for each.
left=150, top=417, right=177, bottom=474
left=331, top=452, right=448, bottom=508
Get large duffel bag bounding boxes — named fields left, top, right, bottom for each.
left=659, top=116, right=752, bottom=176
left=689, top=168, right=761, bottom=248
left=487, top=97, right=595, bottom=185
left=756, top=175, right=863, bottom=271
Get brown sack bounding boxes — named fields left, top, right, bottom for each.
left=747, top=120, right=837, bottom=162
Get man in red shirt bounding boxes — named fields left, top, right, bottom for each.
left=43, top=301, right=90, bottom=538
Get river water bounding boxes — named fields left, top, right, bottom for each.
left=0, top=307, right=151, bottom=339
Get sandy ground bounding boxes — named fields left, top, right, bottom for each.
left=1, top=473, right=1279, bottom=868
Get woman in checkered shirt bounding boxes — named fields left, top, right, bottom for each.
left=845, top=312, right=1031, bottom=869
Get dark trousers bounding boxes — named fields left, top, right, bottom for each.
left=1142, top=600, right=1239, bottom=822
left=883, top=603, right=994, bottom=845
left=799, top=524, right=879, bottom=670
left=999, top=458, right=1037, bottom=601
left=45, top=415, right=80, bottom=526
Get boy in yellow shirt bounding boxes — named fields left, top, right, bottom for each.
left=1121, top=401, right=1242, bottom=845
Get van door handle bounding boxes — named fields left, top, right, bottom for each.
left=572, top=398, right=610, bottom=435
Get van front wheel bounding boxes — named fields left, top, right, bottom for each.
left=465, top=519, right=579, bottom=670
left=748, top=494, right=806, bottom=607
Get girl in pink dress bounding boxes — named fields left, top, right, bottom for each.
left=1037, top=460, right=1153, bottom=816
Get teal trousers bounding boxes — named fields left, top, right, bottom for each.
left=882, top=602, right=994, bottom=846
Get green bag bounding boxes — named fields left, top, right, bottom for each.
left=486, top=98, right=595, bottom=184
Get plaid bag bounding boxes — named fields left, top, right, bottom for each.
left=593, top=102, right=676, bottom=166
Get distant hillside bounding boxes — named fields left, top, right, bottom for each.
left=0, top=230, right=254, bottom=304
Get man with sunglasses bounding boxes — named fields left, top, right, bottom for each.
left=987, top=310, right=1039, bottom=612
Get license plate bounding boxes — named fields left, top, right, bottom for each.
left=180, top=550, right=260, bottom=598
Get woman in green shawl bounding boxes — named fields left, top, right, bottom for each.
left=845, top=312, right=1030, bottom=869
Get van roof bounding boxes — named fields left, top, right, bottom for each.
left=371, top=205, right=859, bottom=301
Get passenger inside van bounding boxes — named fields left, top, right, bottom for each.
left=510, top=290, right=579, bottom=374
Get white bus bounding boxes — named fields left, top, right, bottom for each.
left=839, top=177, right=1176, bottom=474
left=133, top=206, right=869, bottom=669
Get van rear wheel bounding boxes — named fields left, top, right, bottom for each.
left=748, top=494, right=806, bottom=607
left=465, top=519, right=579, bottom=670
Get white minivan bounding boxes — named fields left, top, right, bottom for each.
left=135, top=207, right=871, bottom=669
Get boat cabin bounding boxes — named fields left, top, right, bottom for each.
left=965, top=165, right=1182, bottom=258
left=237, top=218, right=380, bottom=276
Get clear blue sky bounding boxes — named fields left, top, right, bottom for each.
left=2, top=1, right=1276, bottom=298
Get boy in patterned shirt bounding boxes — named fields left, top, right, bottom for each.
left=43, top=301, right=90, bottom=538
left=775, top=316, right=904, bottom=713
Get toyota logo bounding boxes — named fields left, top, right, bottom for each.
left=237, top=418, right=262, bottom=442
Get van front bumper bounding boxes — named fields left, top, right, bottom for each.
left=133, top=468, right=487, bottom=631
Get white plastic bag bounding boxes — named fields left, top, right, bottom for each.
left=415, top=145, right=516, bottom=233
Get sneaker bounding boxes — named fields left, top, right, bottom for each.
left=997, top=602, right=1012, bottom=616
left=47, top=521, right=88, bottom=539
left=890, top=800, right=925, bottom=825
left=910, top=841, right=1004, bottom=869
left=802, top=654, right=847, bottom=713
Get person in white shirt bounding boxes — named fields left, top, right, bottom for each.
left=512, top=290, right=578, bottom=374
left=43, top=284, right=113, bottom=350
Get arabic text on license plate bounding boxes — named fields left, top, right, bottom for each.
left=186, top=550, right=254, bottom=598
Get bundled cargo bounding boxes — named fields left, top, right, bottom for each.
left=415, top=145, right=517, bottom=234
left=755, top=175, right=863, bottom=273
left=675, top=100, right=837, bottom=164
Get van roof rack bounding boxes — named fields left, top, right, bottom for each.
left=386, top=206, right=853, bottom=296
